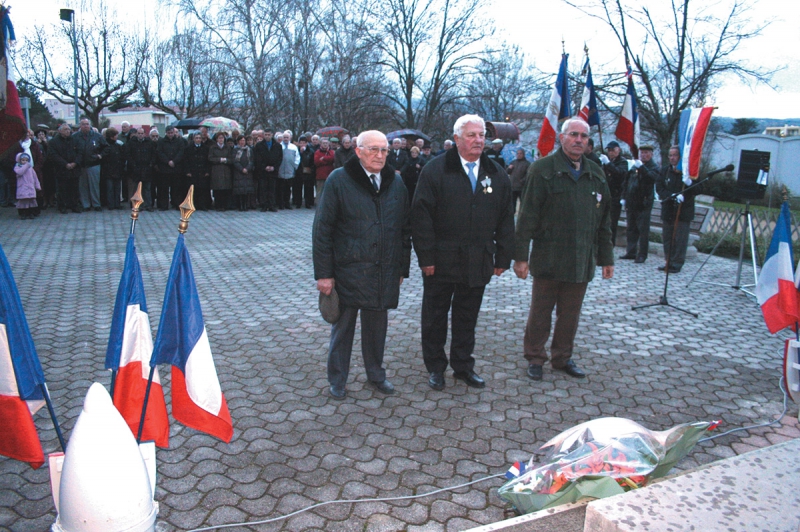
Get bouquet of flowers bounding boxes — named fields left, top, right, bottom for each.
left=498, top=417, right=719, bottom=515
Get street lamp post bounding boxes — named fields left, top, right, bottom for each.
left=59, top=9, right=78, bottom=125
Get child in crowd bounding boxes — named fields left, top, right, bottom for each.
left=13, top=153, right=41, bottom=220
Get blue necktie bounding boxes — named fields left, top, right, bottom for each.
left=466, top=162, right=477, bottom=192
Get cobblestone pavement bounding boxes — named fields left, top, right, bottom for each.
left=0, top=205, right=797, bottom=531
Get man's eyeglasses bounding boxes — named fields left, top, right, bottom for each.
left=566, top=132, right=590, bottom=139
left=359, top=146, right=390, bottom=154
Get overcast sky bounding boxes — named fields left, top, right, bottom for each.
left=7, top=0, right=799, bottom=120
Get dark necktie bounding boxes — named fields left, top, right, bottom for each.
left=370, top=174, right=379, bottom=192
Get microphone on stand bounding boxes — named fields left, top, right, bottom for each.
left=706, top=164, right=735, bottom=177
left=662, top=164, right=734, bottom=202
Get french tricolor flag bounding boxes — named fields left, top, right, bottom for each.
left=151, top=234, right=232, bottom=442
left=577, top=57, right=599, bottom=127
left=614, top=72, right=640, bottom=158
left=0, top=242, right=45, bottom=469
left=505, top=460, right=527, bottom=480
left=105, top=234, right=169, bottom=447
left=756, top=202, right=799, bottom=333
left=677, top=107, right=714, bottom=182
left=537, top=54, right=571, bottom=157
left=0, top=7, right=27, bottom=161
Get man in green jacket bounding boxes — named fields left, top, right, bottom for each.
left=513, top=118, right=615, bottom=381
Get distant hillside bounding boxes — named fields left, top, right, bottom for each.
left=713, top=116, right=800, bottom=134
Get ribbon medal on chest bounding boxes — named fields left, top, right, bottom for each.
left=594, top=191, right=602, bottom=208
left=481, top=177, right=492, bottom=194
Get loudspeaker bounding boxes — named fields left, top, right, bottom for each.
left=736, top=150, right=770, bottom=200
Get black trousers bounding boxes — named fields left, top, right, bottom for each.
left=276, top=178, right=292, bottom=208
left=625, top=204, right=653, bottom=259
left=56, top=177, right=80, bottom=211
left=258, top=175, right=277, bottom=209
left=421, top=276, right=486, bottom=375
left=327, top=306, right=388, bottom=388
left=610, top=197, right=622, bottom=247
left=153, top=172, right=174, bottom=210
left=662, top=218, right=691, bottom=270
left=292, top=172, right=310, bottom=207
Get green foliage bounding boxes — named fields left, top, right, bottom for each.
left=694, top=232, right=775, bottom=263
left=702, top=174, right=740, bottom=202
left=16, top=79, right=57, bottom=128
left=728, top=118, right=760, bottom=136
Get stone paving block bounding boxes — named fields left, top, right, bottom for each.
left=1, top=207, right=796, bottom=530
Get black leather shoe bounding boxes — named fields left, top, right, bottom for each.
left=667, top=266, right=681, bottom=273
left=329, top=384, right=346, bottom=400
left=526, top=364, right=543, bottom=381
left=634, top=257, right=646, bottom=264
left=428, top=372, right=445, bottom=391
left=657, top=265, right=667, bottom=271
left=454, top=371, right=485, bottom=388
left=369, top=380, right=395, bottom=395
left=556, top=361, right=586, bottom=378
left=618, top=254, right=636, bottom=260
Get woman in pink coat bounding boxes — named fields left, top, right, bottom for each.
left=14, top=153, right=41, bottom=220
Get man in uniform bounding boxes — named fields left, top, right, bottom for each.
left=598, top=140, right=629, bottom=247
left=619, top=144, right=659, bottom=263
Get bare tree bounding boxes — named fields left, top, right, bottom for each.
left=373, top=0, right=491, bottom=135
left=19, top=2, right=146, bottom=126
left=466, top=43, right=549, bottom=134
left=312, top=0, right=394, bottom=132
left=564, top=0, right=772, bottom=160
left=168, top=0, right=285, bottom=129
left=140, top=30, right=227, bottom=120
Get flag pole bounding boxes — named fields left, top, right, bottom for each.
left=39, top=383, right=66, bottom=451
left=110, top=183, right=145, bottom=399
left=129, top=182, right=144, bottom=236
left=585, top=44, right=605, bottom=149
left=136, top=186, right=196, bottom=444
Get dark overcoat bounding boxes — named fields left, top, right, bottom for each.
left=411, top=147, right=515, bottom=287
left=313, top=155, right=412, bottom=311
left=208, top=143, right=233, bottom=190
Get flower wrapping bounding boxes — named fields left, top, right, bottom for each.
left=498, top=417, right=719, bottom=515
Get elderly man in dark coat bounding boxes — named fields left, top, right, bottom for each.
left=411, top=114, right=515, bottom=390
left=48, top=123, right=83, bottom=213
left=513, top=118, right=614, bottom=381
left=313, top=130, right=411, bottom=400
left=253, top=128, right=283, bottom=212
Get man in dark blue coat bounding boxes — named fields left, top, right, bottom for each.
left=411, top=114, right=515, bottom=390
left=313, top=130, right=411, bottom=400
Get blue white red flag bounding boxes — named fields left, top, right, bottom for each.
left=105, top=235, right=169, bottom=447
left=505, top=460, right=527, bottom=480
left=151, top=235, right=232, bottom=442
left=0, top=6, right=26, bottom=160
left=0, top=242, right=45, bottom=468
left=677, top=107, right=714, bottom=182
left=577, top=58, right=599, bottom=127
left=756, top=202, right=799, bottom=333
left=537, top=54, right=571, bottom=157
left=614, top=75, right=640, bottom=158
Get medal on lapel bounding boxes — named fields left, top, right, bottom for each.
left=481, top=177, right=492, bottom=194
left=594, top=191, right=602, bottom=208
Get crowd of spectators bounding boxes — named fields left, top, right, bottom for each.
left=1, top=121, right=485, bottom=215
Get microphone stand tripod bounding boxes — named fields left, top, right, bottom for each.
left=631, top=176, right=706, bottom=317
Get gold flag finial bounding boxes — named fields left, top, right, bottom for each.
left=130, top=182, right=144, bottom=221
left=178, top=185, right=196, bottom=234
left=782, top=185, right=789, bottom=203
